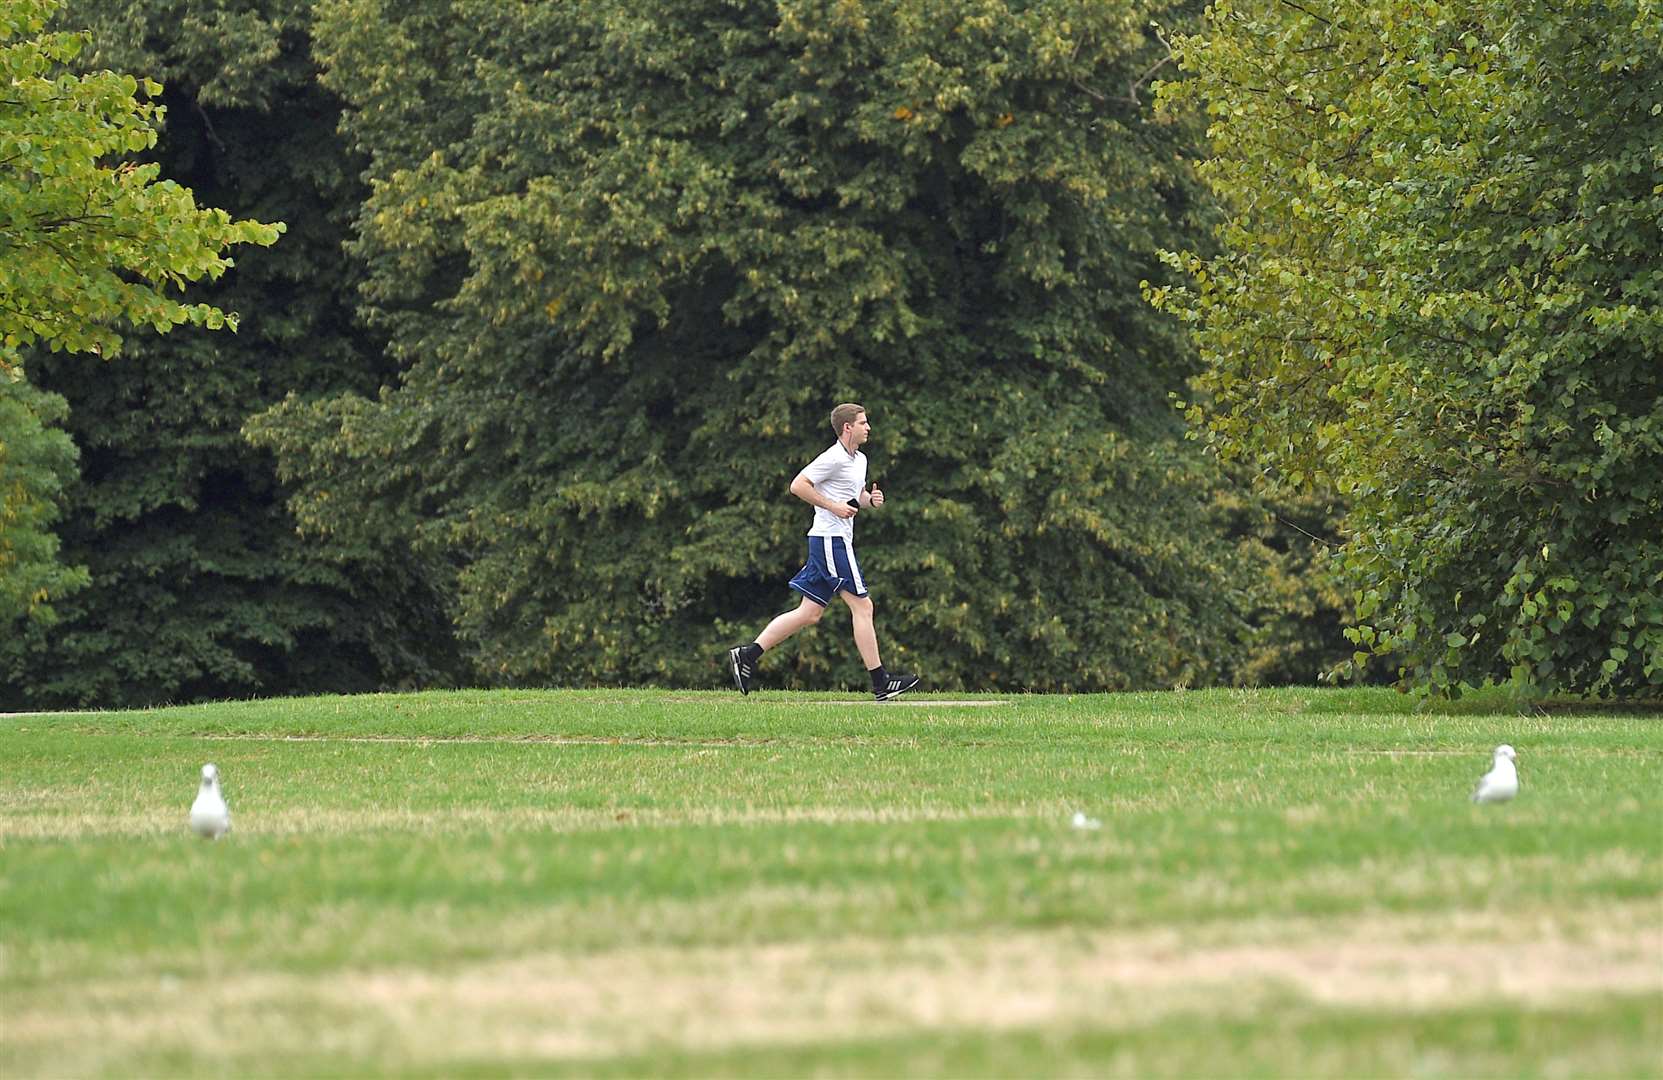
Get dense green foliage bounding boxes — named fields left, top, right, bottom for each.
left=249, top=0, right=1283, bottom=692
left=0, top=0, right=277, bottom=375
left=28, top=0, right=1616, bottom=702
left=0, top=0, right=462, bottom=707
left=1153, top=0, right=1663, bottom=696
left=0, top=375, right=86, bottom=621
left=1218, top=481, right=1354, bottom=687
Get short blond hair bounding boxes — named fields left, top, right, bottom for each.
left=829, top=402, right=865, bottom=437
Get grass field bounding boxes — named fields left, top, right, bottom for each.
left=2, top=687, right=1660, bottom=1077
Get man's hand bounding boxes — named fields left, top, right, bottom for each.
left=868, top=485, right=884, bottom=508
left=830, top=500, right=857, bottom=519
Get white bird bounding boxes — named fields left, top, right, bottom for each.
left=1471, top=744, right=1519, bottom=803
left=190, top=763, right=232, bottom=839
left=1071, top=811, right=1102, bottom=831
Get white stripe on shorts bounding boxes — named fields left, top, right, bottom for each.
left=820, top=535, right=866, bottom=595
left=846, top=541, right=866, bottom=593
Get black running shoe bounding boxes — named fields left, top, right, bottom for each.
left=728, top=645, right=755, bottom=695
left=874, top=672, right=920, bottom=701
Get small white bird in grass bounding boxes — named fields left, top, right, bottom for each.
left=1071, top=811, right=1102, bottom=831
left=1471, top=744, right=1519, bottom=803
left=190, top=763, right=232, bottom=839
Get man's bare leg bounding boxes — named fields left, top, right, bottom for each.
left=841, top=591, right=880, bottom=670
left=731, top=597, right=825, bottom=695
left=757, top=596, right=825, bottom=650
left=840, top=591, right=919, bottom=700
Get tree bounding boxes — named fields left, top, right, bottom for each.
left=0, top=0, right=279, bottom=635
left=249, top=0, right=1286, bottom=691
left=1, top=0, right=464, bottom=707
left=1151, top=0, right=1663, bottom=696
left=0, top=0, right=278, bottom=373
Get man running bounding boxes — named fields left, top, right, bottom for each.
left=728, top=403, right=921, bottom=701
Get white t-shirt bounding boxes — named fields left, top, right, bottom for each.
left=800, top=441, right=867, bottom=541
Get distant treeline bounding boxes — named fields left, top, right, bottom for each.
left=3, top=0, right=1654, bottom=706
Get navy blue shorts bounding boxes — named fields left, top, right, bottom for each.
left=788, top=536, right=868, bottom=606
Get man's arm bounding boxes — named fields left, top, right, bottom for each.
left=790, top=471, right=857, bottom=518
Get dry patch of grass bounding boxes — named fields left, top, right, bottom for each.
left=8, top=902, right=1658, bottom=1075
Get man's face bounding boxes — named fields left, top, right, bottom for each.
left=845, top=412, right=870, bottom=447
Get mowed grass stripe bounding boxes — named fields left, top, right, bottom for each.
left=8, top=685, right=1657, bottom=740
left=1, top=687, right=1659, bottom=1078
left=0, top=802, right=1061, bottom=840
left=17, top=720, right=1661, bottom=754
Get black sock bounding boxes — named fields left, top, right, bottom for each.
left=740, top=642, right=764, bottom=663
left=869, top=665, right=887, bottom=689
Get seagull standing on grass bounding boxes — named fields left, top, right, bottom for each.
left=190, top=763, right=232, bottom=838
left=1471, top=744, right=1519, bottom=803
